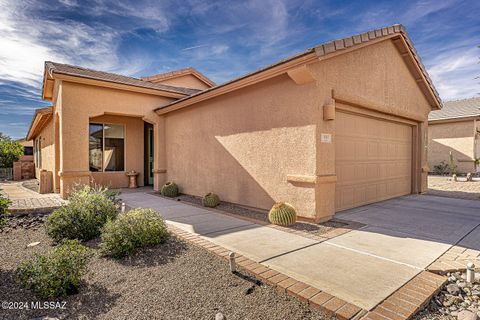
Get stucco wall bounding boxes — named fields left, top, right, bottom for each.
left=57, top=81, right=175, bottom=196
left=428, top=120, right=475, bottom=173
left=164, top=74, right=319, bottom=218
left=34, top=117, right=55, bottom=179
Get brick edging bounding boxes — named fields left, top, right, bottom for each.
left=167, top=224, right=367, bottom=319
left=362, top=271, right=447, bottom=320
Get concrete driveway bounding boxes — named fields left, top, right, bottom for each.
left=121, top=192, right=480, bottom=311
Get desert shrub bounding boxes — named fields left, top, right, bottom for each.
left=46, top=185, right=118, bottom=241
left=202, top=192, right=220, bottom=208
left=0, top=193, right=9, bottom=228
left=16, top=240, right=91, bottom=298
left=161, top=181, right=178, bottom=197
left=0, top=132, right=23, bottom=168
left=449, top=151, right=458, bottom=175
left=268, top=202, right=297, bottom=226
left=433, top=161, right=449, bottom=175
left=100, top=208, right=168, bottom=258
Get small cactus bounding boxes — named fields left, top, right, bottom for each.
left=161, top=182, right=178, bottom=197
left=202, top=193, right=220, bottom=208
left=268, top=202, right=296, bottom=226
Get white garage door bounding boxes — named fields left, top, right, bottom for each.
left=335, top=111, right=412, bottom=211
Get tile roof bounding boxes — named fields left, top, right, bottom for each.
left=429, top=97, right=480, bottom=121
left=44, top=62, right=201, bottom=96
left=141, top=67, right=215, bottom=87
left=155, top=24, right=442, bottom=113
left=26, top=106, right=53, bottom=140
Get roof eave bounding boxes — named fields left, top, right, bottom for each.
left=49, top=72, right=190, bottom=99
left=142, top=68, right=216, bottom=87
left=26, top=107, right=54, bottom=140
left=429, top=115, right=480, bottom=124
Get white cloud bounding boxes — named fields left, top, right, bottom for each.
left=428, top=47, right=480, bottom=99
left=0, top=0, right=171, bottom=102
left=402, top=0, right=459, bottom=24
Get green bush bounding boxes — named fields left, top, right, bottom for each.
left=0, top=132, right=23, bottom=168
left=100, top=208, right=168, bottom=258
left=16, top=240, right=91, bottom=298
left=161, top=181, right=178, bottom=197
left=0, top=192, right=9, bottom=228
left=433, top=161, right=449, bottom=175
left=46, top=185, right=118, bottom=241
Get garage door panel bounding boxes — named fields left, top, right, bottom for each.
left=336, top=111, right=412, bottom=211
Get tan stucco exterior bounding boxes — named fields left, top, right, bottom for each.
left=34, top=117, right=55, bottom=180
left=28, top=27, right=439, bottom=221
left=160, top=39, right=432, bottom=221
left=428, top=119, right=479, bottom=173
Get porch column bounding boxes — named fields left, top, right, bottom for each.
left=153, top=115, right=167, bottom=191
left=58, top=109, right=90, bottom=198
left=314, top=93, right=336, bottom=222
left=419, top=120, right=429, bottom=193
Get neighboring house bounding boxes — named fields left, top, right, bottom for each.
left=26, top=25, right=442, bottom=222
left=13, top=139, right=34, bottom=181
left=428, top=97, right=480, bottom=174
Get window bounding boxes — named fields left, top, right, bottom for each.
left=89, top=123, right=125, bottom=172
left=24, top=146, right=33, bottom=156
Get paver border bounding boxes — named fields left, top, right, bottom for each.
left=167, top=223, right=447, bottom=320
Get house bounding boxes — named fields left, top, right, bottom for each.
left=12, top=139, right=34, bottom=181
left=428, top=97, right=480, bottom=174
left=26, top=24, right=442, bottom=222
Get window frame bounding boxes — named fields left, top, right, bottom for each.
left=89, top=122, right=126, bottom=173
left=34, top=137, right=42, bottom=168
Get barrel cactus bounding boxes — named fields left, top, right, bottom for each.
left=202, top=193, right=220, bottom=208
left=161, top=182, right=178, bottom=197
left=268, top=202, right=297, bottom=226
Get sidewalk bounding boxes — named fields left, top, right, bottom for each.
left=0, top=181, right=66, bottom=214
left=120, top=191, right=447, bottom=314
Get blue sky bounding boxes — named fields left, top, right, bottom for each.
left=0, top=0, right=479, bottom=138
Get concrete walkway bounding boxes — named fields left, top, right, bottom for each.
left=121, top=192, right=480, bottom=310
left=0, top=181, right=66, bottom=214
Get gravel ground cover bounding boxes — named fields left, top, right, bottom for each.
left=157, top=193, right=352, bottom=237
left=21, top=179, right=39, bottom=193
left=414, top=270, right=480, bottom=320
left=0, top=217, right=328, bottom=320
left=428, top=175, right=480, bottom=200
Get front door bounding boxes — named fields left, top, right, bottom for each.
left=144, top=123, right=154, bottom=186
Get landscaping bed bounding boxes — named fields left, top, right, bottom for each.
left=0, top=217, right=328, bottom=320
left=158, top=193, right=357, bottom=237
left=415, top=270, right=480, bottom=320
left=428, top=175, right=480, bottom=200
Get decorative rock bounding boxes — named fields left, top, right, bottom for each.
left=458, top=310, right=478, bottom=320
left=449, top=284, right=462, bottom=295
left=27, top=241, right=40, bottom=247
left=215, top=312, right=225, bottom=320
